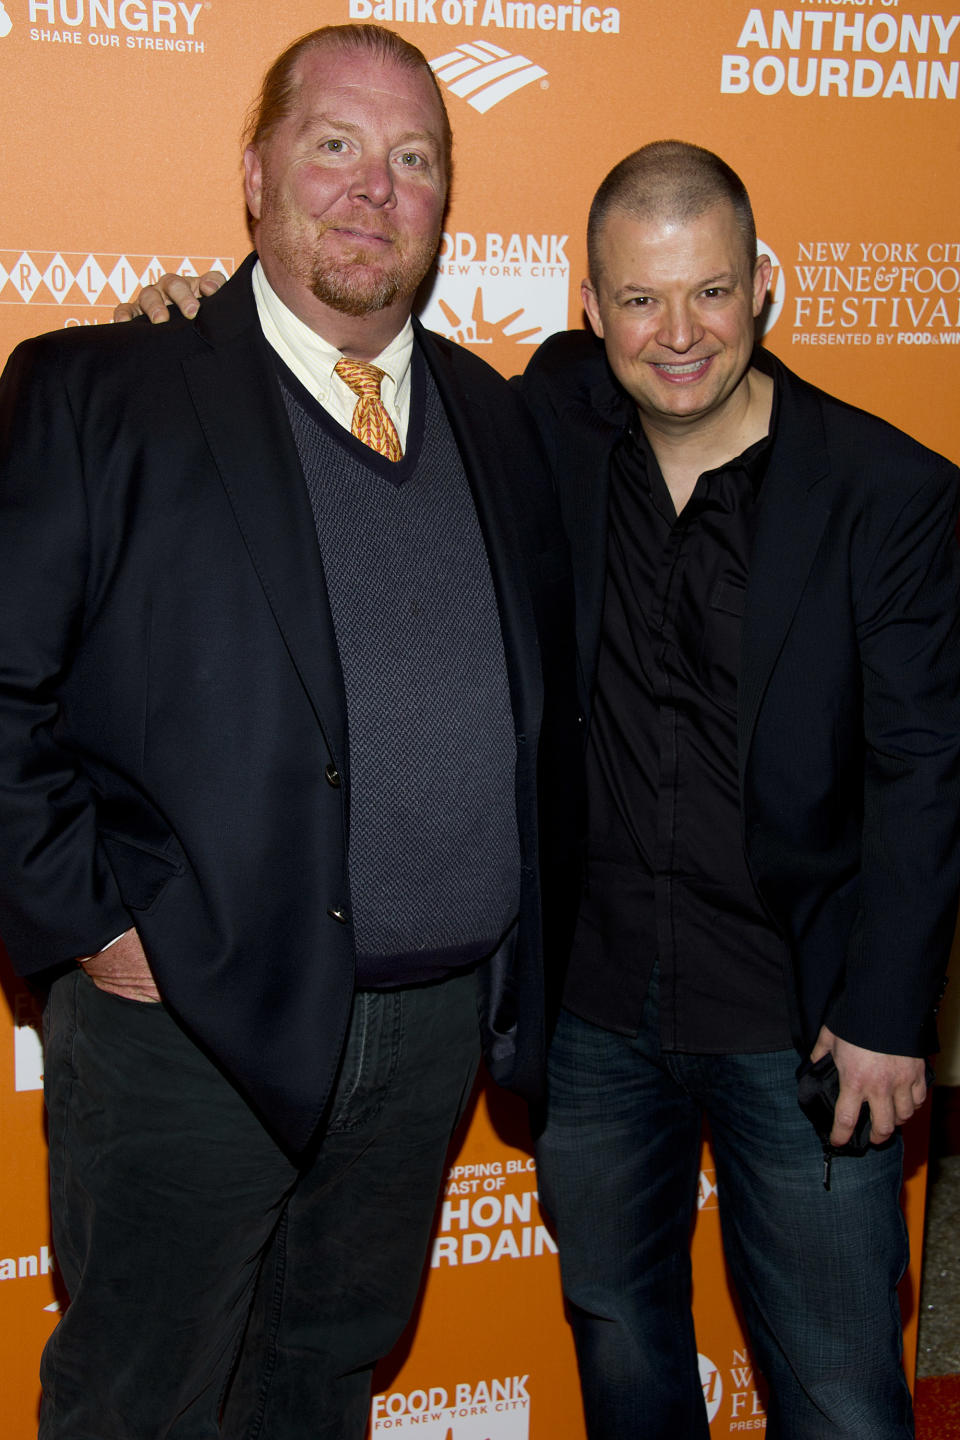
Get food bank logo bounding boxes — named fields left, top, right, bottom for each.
left=430, top=40, right=546, bottom=113
left=0, top=252, right=231, bottom=307
left=372, top=1376, right=530, bottom=1437
left=419, top=230, right=569, bottom=351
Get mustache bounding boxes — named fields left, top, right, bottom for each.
left=316, top=218, right=399, bottom=247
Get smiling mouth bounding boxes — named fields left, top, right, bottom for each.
left=652, top=358, right=712, bottom=378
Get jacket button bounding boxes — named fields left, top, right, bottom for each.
left=324, top=763, right=341, bottom=788
left=327, top=906, right=349, bottom=924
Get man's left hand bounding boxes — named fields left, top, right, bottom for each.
left=810, top=1025, right=929, bottom=1147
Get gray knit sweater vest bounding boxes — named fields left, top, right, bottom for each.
left=279, top=351, right=521, bottom=986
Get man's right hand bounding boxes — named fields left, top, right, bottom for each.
left=80, top=928, right=162, bottom=1002
left=810, top=1024, right=927, bottom=1147
left=113, top=269, right=226, bottom=324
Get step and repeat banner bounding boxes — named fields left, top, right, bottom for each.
left=1, top=0, right=957, bottom=1434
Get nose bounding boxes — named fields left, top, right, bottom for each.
left=657, top=298, right=703, bottom=353
left=347, top=153, right=396, bottom=208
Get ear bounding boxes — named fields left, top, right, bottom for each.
left=244, top=146, right=264, bottom=222
left=581, top=278, right=604, bottom=338
left=752, top=253, right=773, bottom=319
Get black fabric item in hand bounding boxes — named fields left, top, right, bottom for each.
left=796, top=1053, right=873, bottom=1155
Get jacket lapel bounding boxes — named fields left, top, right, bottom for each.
left=183, top=257, right=348, bottom=771
left=417, top=323, right=543, bottom=739
left=738, top=359, right=834, bottom=780
left=559, top=374, right=628, bottom=708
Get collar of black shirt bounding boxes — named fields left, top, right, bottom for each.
left=622, top=348, right=783, bottom=506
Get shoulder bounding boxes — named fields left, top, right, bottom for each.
left=773, top=352, right=957, bottom=485
left=763, top=353, right=960, bottom=583
left=520, top=328, right=631, bottom=431
left=521, top=328, right=616, bottom=405
left=3, top=259, right=257, bottom=390
left=414, top=321, right=536, bottom=442
left=418, top=324, right=494, bottom=374
left=1, top=310, right=202, bottom=410
left=518, top=330, right=631, bottom=478
left=416, top=321, right=513, bottom=396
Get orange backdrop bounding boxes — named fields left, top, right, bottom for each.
left=1, top=0, right=956, bottom=1433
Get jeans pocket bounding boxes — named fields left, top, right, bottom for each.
left=325, top=990, right=403, bottom=1133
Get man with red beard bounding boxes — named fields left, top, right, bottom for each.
left=0, top=25, right=581, bottom=1439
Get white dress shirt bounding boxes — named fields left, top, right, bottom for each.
left=251, top=260, right=413, bottom=447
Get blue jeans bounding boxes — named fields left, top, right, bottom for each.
left=41, top=965, right=480, bottom=1440
left=536, top=973, right=913, bottom=1440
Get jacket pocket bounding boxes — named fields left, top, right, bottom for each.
left=98, top=832, right=184, bottom=913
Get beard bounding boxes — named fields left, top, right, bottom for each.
left=261, top=183, right=439, bottom=318
left=305, top=233, right=427, bottom=316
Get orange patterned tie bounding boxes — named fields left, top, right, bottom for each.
left=334, top=357, right=403, bottom=462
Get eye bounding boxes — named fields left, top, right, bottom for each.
left=702, top=286, right=728, bottom=299
left=397, top=151, right=424, bottom=168
left=322, top=138, right=347, bottom=154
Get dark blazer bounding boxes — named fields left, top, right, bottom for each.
left=521, top=329, right=960, bottom=1059
left=0, top=256, right=583, bottom=1153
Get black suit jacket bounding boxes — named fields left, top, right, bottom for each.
left=0, top=256, right=583, bottom=1153
left=521, top=329, right=960, bottom=1058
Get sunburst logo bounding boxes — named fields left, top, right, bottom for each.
left=436, top=289, right=542, bottom=348
left=420, top=229, right=569, bottom=355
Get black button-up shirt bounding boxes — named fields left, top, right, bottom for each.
left=564, top=385, right=793, bottom=1053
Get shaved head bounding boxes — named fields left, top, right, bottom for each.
left=587, top=141, right=757, bottom=286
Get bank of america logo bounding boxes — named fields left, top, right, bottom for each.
left=430, top=41, right=547, bottom=113
left=0, top=253, right=231, bottom=305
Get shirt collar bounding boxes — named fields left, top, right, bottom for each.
left=251, top=259, right=414, bottom=403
